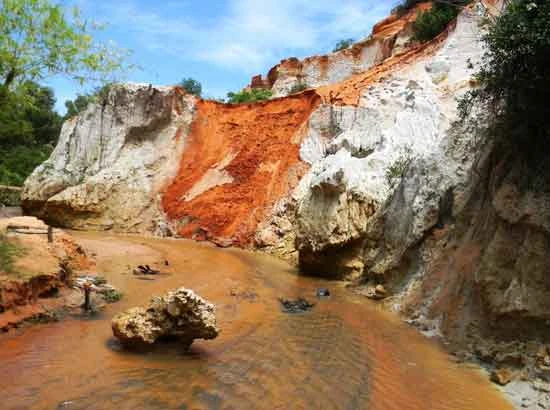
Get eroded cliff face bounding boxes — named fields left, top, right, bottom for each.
left=23, top=0, right=549, bottom=378
left=162, top=92, right=320, bottom=246
left=23, top=84, right=195, bottom=233
left=248, top=2, right=431, bottom=97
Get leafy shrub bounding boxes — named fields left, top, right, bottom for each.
left=102, top=289, right=123, bottom=303
left=180, top=78, right=202, bottom=97
left=458, top=0, right=550, bottom=178
left=333, top=38, right=355, bottom=52
left=412, top=3, right=459, bottom=42
left=288, top=82, right=308, bottom=95
left=226, top=88, right=273, bottom=104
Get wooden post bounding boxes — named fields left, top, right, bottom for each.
left=47, top=226, right=53, bottom=243
left=83, top=282, right=92, bottom=311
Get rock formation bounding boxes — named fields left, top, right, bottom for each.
left=23, top=0, right=550, bottom=397
left=247, top=2, right=432, bottom=97
left=112, top=288, right=219, bottom=348
left=22, top=84, right=195, bottom=233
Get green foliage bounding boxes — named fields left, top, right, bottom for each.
left=0, top=0, right=130, bottom=91
left=0, top=145, right=52, bottom=186
left=64, top=83, right=113, bottom=119
left=226, top=88, right=273, bottom=104
left=180, top=78, right=202, bottom=96
left=392, top=0, right=423, bottom=16
left=412, top=3, right=459, bottom=42
left=102, top=289, right=123, bottom=303
left=0, top=235, right=22, bottom=273
left=64, top=94, right=95, bottom=118
left=0, top=0, right=130, bottom=187
left=288, top=82, right=308, bottom=95
left=393, top=0, right=470, bottom=17
left=0, top=81, right=61, bottom=186
left=458, top=0, right=550, bottom=172
left=333, top=38, right=355, bottom=52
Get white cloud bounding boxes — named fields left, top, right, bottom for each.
left=86, top=0, right=395, bottom=73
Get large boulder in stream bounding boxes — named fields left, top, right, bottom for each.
left=111, top=288, right=219, bottom=349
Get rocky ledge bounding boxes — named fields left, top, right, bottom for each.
left=112, top=287, right=219, bottom=349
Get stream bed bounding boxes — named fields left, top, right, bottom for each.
left=0, top=233, right=512, bottom=410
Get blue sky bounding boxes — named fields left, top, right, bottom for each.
left=47, top=0, right=398, bottom=113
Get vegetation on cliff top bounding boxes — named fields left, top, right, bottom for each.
left=392, top=1, right=471, bottom=42
left=413, top=3, right=460, bottom=42
left=64, top=84, right=112, bottom=118
left=333, top=38, right=355, bottom=52
left=180, top=78, right=202, bottom=97
left=458, top=0, right=550, bottom=183
left=226, top=88, right=273, bottom=104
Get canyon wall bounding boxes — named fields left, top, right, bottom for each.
left=23, top=0, right=549, bottom=363
left=247, top=2, right=431, bottom=97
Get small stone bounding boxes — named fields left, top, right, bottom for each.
left=316, top=288, right=330, bottom=297
left=375, top=285, right=387, bottom=296
left=278, top=298, right=315, bottom=314
left=490, top=368, right=515, bottom=386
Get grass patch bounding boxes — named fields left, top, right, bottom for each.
left=102, top=289, right=123, bottom=303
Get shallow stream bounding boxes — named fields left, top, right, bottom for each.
left=0, top=233, right=512, bottom=409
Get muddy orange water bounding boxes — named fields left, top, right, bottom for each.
left=0, top=233, right=511, bottom=410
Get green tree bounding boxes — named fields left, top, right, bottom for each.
left=458, top=0, right=550, bottom=182
left=0, top=82, right=61, bottom=186
left=412, top=3, right=459, bottom=42
left=65, top=94, right=95, bottom=118
left=64, top=84, right=112, bottom=119
left=0, top=0, right=130, bottom=92
left=180, top=78, right=202, bottom=96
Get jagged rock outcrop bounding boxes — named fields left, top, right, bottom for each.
left=247, top=2, right=431, bottom=97
left=112, top=288, right=219, bottom=348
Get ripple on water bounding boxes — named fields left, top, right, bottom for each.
left=0, top=234, right=512, bottom=410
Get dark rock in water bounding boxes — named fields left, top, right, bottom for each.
left=278, top=297, right=315, bottom=314
left=316, top=288, right=330, bottom=297
left=133, top=265, right=160, bottom=276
